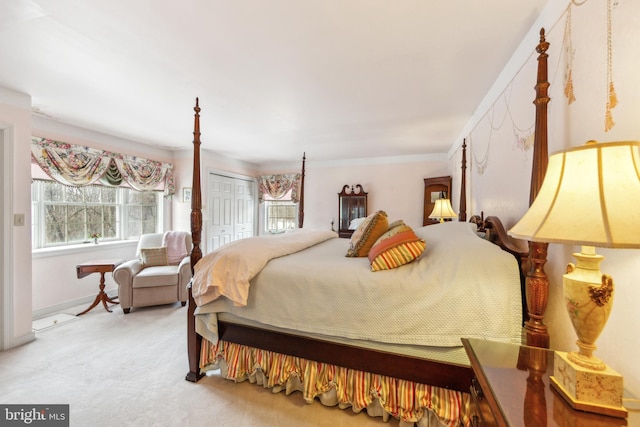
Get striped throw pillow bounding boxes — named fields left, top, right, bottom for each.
left=368, top=223, right=426, bottom=271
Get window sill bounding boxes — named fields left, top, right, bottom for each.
left=32, top=240, right=138, bottom=259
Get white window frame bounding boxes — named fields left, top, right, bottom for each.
left=263, top=189, right=298, bottom=234
left=31, top=180, right=162, bottom=249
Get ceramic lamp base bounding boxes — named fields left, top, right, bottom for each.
left=550, top=351, right=627, bottom=418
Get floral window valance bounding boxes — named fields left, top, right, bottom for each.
left=31, top=137, right=175, bottom=197
left=258, top=173, right=301, bottom=203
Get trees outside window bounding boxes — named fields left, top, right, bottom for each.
left=264, top=200, right=297, bottom=233
left=32, top=180, right=160, bottom=248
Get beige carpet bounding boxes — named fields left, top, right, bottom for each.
left=0, top=302, right=399, bottom=427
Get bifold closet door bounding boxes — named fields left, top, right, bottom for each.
left=208, top=173, right=256, bottom=251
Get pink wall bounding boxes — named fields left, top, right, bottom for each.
left=173, top=152, right=447, bottom=250
left=300, top=156, right=448, bottom=231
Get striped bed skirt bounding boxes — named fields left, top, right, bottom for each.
left=200, top=339, right=470, bottom=427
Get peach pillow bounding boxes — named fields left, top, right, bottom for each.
left=368, top=223, right=426, bottom=271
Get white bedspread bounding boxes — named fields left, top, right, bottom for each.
left=192, top=228, right=337, bottom=306
left=195, top=222, right=523, bottom=348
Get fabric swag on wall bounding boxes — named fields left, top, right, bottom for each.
left=31, top=137, right=175, bottom=197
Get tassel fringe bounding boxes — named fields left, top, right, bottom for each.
left=608, top=81, right=618, bottom=109
left=564, top=70, right=576, bottom=105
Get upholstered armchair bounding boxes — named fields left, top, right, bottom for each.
left=113, top=232, right=192, bottom=313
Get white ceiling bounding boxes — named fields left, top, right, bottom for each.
left=0, top=0, right=548, bottom=166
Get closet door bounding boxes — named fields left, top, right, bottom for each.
left=209, top=174, right=234, bottom=251
left=208, top=173, right=256, bottom=251
left=234, top=179, right=254, bottom=240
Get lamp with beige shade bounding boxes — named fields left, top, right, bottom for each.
left=509, top=140, right=640, bottom=418
left=429, top=196, right=457, bottom=223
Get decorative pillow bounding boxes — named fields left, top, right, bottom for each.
left=387, top=219, right=406, bottom=229
left=348, top=217, right=366, bottom=230
left=346, top=210, right=389, bottom=257
left=140, top=247, right=169, bottom=267
left=368, top=224, right=426, bottom=271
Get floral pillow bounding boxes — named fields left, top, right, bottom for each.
left=368, top=222, right=426, bottom=271
left=346, top=210, right=389, bottom=257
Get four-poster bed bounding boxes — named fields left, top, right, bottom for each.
left=184, top=28, right=551, bottom=427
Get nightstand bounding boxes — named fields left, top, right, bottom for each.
left=461, top=338, right=635, bottom=427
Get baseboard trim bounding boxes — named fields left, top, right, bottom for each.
left=32, top=290, right=119, bottom=319
left=5, top=330, right=36, bottom=349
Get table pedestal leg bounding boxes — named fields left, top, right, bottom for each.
left=77, top=272, right=119, bottom=316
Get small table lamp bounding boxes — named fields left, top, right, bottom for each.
left=429, top=197, right=457, bottom=223
left=509, top=140, right=640, bottom=418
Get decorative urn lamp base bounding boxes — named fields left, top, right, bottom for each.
left=551, top=352, right=626, bottom=418
left=549, top=247, right=626, bottom=419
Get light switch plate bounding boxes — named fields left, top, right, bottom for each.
left=14, top=213, right=25, bottom=226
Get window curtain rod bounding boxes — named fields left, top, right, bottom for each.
left=31, top=137, right=175, bottom=197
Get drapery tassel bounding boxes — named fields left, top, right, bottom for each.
left=564, top=70, right=576, bottom=105
left=605, top=109, right=615, bottom=132
left=608, top=80, right=618, bottom=109
left=605, top=81, right=617, bottom=131
left=563, top=4, right=576, bottom=105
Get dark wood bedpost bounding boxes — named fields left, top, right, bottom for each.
left=298, top=153, right=305, bottom=228
left=525, top=29, right=551, bottom=349
left=186, top=98, right=204, bottom=382
left=458, top=139, right=467, bottom=222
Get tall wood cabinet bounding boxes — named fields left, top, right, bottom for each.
left=338, top=184, right=367, bottom=238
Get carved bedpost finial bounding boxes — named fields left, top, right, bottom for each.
left=537, top=28, right=549, bottom=55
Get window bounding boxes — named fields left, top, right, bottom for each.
left=125, top=190, right=160, bottom=238
left=31, top=180, right=161, bottom=248
left=264, top=197, right=298, bottom=233
left=264, top=200, right=297, bottom=232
